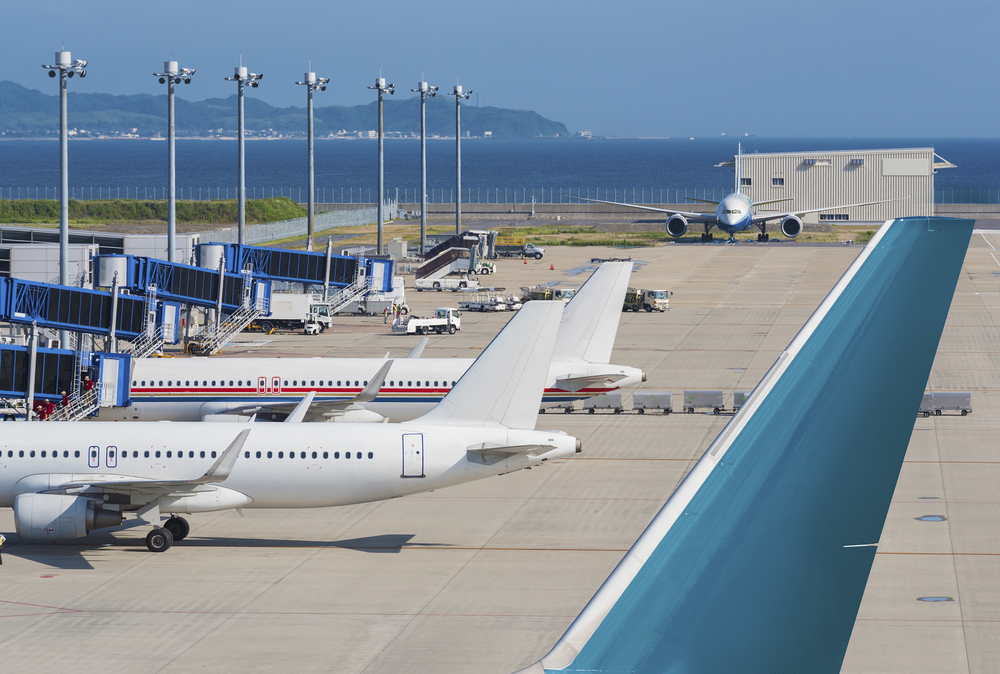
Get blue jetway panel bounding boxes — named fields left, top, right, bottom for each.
left=1, top=277, right=148, bottom=339
left=95, top=255, right=270, bottom=313
left=0, top=345, right=129, bottom=407
left=204, top=243, right=394, bottom=292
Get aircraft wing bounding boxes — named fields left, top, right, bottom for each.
left=575, top=198, right=715, bottom=222
left=553, top=373, right=628, bottom=392
left=222, top=360, right=394, bottom=422
left=513, top=217, right=973, bottom=674
left=50, top=429, right=252, bottom=494
left=751, top=196, right=908, bottom=224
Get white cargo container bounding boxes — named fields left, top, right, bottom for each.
left=632, top=391, right=672, bottom=415
left=919, top=392, right=972, bottom=417
left=683, top=390, right=725, bottom=414
left=583, top=391, right=624, bottom=414
left=733, top=390, right=752, bottom=411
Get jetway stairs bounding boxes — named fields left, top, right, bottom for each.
left=188, top=269, right=268, bottom=355
left=325, top=265, right=373, bottom=315
left=46, top=385, right=100, bottom=422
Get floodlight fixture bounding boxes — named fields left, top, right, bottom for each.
left=153, top=61, right=196, bottom=262
left=447, top=83, right=473, bottom=234
left=411, top=81, right=439, bottom=251
left=368, top=77, right=395, bottom=253
left=295, top=70, right=330, bottom=251
left=225, top=64, right=263, bottom=246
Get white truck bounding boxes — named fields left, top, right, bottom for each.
left=255, top=293, right=334, bottom=333
left=337, top=277, right=409, bottom=316
left=415, top=274, right=480, bottom=292
left=392, top=308, right=462, bottom=335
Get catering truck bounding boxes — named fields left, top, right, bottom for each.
left=254, top=293, right=334, bottom=332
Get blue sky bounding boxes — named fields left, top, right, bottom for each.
left=1, top=0, right=995, bottom=137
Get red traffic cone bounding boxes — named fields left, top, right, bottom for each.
left=523, top=257, right=527, bottom=265
left=550, top=264, right=554, bottom=270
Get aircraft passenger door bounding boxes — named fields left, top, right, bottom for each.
left=106, top=446, right=118, bottom=468
left=99, top=358, right=119, bottom=407
left=401, top=433, right=424, bottom=478
left=272, top=377, right=281, bottom=395
left=88, top=445, right=99, bottom=468
left=257, top=377, right=267, bottom=395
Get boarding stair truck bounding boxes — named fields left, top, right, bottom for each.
left=521, top=286, right=577, bottom=303
left=623, top=288, right=671, bottom=312
left=392, top=307, right=462, bottom=335
left=632, top=391, right=673, bottom=415
left=583, top=390, right=625, bottom=414
left=919, top=391, right=972, bottom=417
left=416, top=274, right=480, bottom=292
left=256, top=293, right=334, bottom=333
left=682, top=390, right=725, bottom=414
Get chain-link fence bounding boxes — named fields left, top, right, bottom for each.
left=198, top=204, right=391, bottom=245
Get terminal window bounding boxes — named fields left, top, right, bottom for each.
left=820, top=214, right=850, bottom=221
left=741, top=178, right=752, bottom=186
left=772, top=178, right=784, bottom=186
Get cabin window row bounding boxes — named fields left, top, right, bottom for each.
left=132, top=379, right=458, bottom=388
left=243, top=450, right=374, bottom=460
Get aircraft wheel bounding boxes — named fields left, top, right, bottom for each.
left=164, top=516, right=190, bottom=541
left=146, top=527, right=174, bottom=553
left=764, top=234, right=770, bottom=242
left=448, top=325, right=457, bottom=334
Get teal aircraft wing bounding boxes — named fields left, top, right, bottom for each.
left=515, top=217, right=973, bottom=674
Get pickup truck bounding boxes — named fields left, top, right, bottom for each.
left=392, top=308, right=462, bottom=335
left=494, top=241, right=545, bottom=259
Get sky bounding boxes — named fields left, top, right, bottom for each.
left=1, top=0, right=996, bottom=138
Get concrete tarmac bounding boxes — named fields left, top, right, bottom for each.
left=1, top=230, right=998, bottom=673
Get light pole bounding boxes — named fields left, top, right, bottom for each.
left=42, top=51, right=87, bottom=290
left=154, top=61, right=195, bottom=262
left=368, top=77, right=394, bottom=254
left=295, top=70, right=329, bottom=252
left=224, top=63, right=263, bottom=247
left=447, top=84, right=471, bottom=235
left=43, top=50, right=86, bottom=347
left=411, top=81, right=437, bottom=254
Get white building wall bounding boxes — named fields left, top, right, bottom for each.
left=7, top=244, right=99, bottom=287
left=122, top=234, right=200, bottom=264
left=739, top=148, right=934, bottom=223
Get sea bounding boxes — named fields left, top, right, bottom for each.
left=0, top=137, right=997, bottom=204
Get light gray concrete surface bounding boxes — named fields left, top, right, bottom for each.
left=2, top=231, right=999, bottom=673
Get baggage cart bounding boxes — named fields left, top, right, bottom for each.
left=583, top=391, right=624, bottom=414
left=683, top=390, right=725, bottom=414
left=632, top=390, right=672, bottom=415
left=920, top=392, right=972, bottom=417
left=733, top=390, right=752, bottom=411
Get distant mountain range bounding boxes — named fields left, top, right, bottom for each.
left=0, top=81, right=570, bottom=139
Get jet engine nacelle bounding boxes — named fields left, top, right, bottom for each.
left=780, top=215, right=803, bottom=238
left=665, top=215, right=688, bottom=238
left=331, top=409, right=387, bottom=423
left=14, top=493, right=122, bottom=541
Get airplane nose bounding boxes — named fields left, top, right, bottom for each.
left=576, top=438, right=583, bottom=453
left=642, top=370, right=647, bottom=382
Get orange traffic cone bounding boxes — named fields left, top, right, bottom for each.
left=523, top=257, right=527, bottom=265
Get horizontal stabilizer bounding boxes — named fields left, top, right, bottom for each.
left=518, top=217, right=973, bottom=674
left=466, top=443, right=556, bottom=466
left=554, top=373, right=626, bottom=392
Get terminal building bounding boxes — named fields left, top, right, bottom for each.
left=729, top=147, right=954, bottom=224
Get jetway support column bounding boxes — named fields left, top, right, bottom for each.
left=26, top=322, right=38, bottom=421
left=107, top=273, right=119, bottom=354
left=323, top=240, right=332, bottom=302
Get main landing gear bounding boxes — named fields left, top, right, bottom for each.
left=700, top=232, right=715, bottom=242
left=756, top=225, right=770, bottom=242
left=146, top=516, right=190, bottom=552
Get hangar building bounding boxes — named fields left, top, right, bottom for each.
left=727, top=148, right=954, bottom=224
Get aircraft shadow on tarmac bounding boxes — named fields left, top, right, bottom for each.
left=2, top=533, right=445, bottom=569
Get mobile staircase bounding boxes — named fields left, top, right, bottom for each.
left=189, top=269, right=268, bottom=355
left=46, top=385, right=101, bottom=422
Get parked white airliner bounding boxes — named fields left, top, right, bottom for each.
left=95, top=262, right=643, bottom=423
left=3, top=302, right=580, bottom=552
left=579, top=145, right=902, bottom=242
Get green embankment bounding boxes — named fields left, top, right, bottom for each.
left=0, top=197, right=306, bottom=225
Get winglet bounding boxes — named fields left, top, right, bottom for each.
left=408, top=337, right=429, bottom=358
left=354, top=360, right=393, bottom=404
left=284, top=391, right=317, bottom=423
left=195, top=428, right=251, bottom=483
left=516, top=217, right=974, bottom=674
left=553, top=262, right=632, bottom=364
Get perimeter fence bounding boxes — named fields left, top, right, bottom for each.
left=2, top=186, right=998, bottom=205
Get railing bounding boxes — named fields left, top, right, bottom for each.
left=46, top=385, right=100, bottom=422
left=123, top=325, right=165, bottom=359
left=4, top=186, right=1000, bottom=206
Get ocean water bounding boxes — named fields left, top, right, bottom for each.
left=0, top=137, right=996, bottom=203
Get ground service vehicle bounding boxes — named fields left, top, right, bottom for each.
left=623, top=288, right=671, bottom=312
left=393, top=308, right=462, bottom=335
left=256, top=293, right=334, bottom=332
left=521, top=286, right=577, bottom=303
left=415, top=275, right=480, bottom=292
left=494, top=234, right=545, bottom=259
